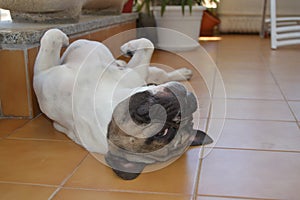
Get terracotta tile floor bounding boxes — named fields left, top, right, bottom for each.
left=0, top=35, right=300, bottom=200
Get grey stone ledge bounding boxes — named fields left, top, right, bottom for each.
left=0, top=13, right=138, bottom=49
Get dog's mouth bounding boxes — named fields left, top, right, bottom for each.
left=143, top=112, right=194, bottom=148
left=107, top=113, right=194, bottom=154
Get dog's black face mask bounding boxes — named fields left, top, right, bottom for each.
left=105, top=82, right=213, bottom=180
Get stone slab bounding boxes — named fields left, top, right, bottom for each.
left=0, top=13, right=138, bottom=49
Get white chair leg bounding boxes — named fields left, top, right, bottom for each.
left=260, top=0, right=268, bottom=38
left=270, top=0, right=277, bottom=49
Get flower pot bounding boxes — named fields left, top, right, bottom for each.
left=200, top=10, right=220, bottom=36
left=153, top=5, right=206, bottom=51
left=137, top=13, right=158, bottom=44
left=0, top=0, right=85, bottom=23
left=83, top=0, right=127, bottom=15
left=122, top=0, right=134, bottom=13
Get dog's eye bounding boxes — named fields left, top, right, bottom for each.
left=146, top=83, right=158, bottom=86
left=126, top=50, right=134, bottom=57
left=145, top=127, right=177, bottom=145
left=156, top=128, right=169, bottom=137
left=172, top=112, right=181, bottom=123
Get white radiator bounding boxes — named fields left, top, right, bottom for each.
left=218, top=0, right=300, bottom=33
left=219, top=15, right=262, bottom=33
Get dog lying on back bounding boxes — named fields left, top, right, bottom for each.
left=34, top=29, right=213, bottom=180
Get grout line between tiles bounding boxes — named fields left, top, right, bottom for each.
left=193, top=109, right=216, bottom=200
left=5, top=113, right=41, bottom=139
left=104, top=189, right=186, bottom=196
left=196, top=101, right=225, bottom=199
left=48, top=187, right=61, bottom=200
left=206, top=146, right=300, bottom=154
left=223, top=97, right=287, bottom=102
left=48, top=153, right=89, bottom=200
left=192, top=146, right=205, bottom=200
left=5, top=137, right=72, bottom=143
left=210, top=117, right=295, bottom=122
left=23, top=49, right=33, bottom=117
left=211, top=117, right=296, bottom=123
left=0, top=116, right=32, bottom=120
left=261, top=54, right=300, bottom=127
left=198, top=194, right=280, bottom=200
left=192, top=64, right=218, bottom=200
left=58, top=186, right=190, bottom=197
left=288, top=103, right=300, bottom=129
left=281, top=99, right=300, bottom=103
left=0, top=180, right=59, bottom=188
left=0, top=99, right=3, bottom=117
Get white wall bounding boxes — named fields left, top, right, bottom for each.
left=218, top=0, right=300, bottom=33
left=0, top=9, right=11, bottom=21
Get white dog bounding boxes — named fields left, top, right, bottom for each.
left=34, top=29, right=212, bottom=180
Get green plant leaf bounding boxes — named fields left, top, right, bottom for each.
left=181, top=0, right=185, bottom=15
left=187, top=0, right=193, bottom=14
left=161, top=0, right=170, bottom=16
left=146, top=0, right=151, bottom=15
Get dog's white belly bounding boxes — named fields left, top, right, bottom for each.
left=34, top=66, right=74, bottom=124
left=64, top=75, right=145, bottom=153
left=34, top=39, right=148, bottom=154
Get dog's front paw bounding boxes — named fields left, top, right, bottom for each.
left=120, top=38, right=154, bottom=57
left=168, top=68, right=193, bottom=81
left=178, top=68, right=193, bottom=80
left=120, top=42, right=135, bottom=57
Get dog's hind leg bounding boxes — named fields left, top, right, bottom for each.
left=53, top=122, right=68, bottom=134
left=167, top=68, right=193, bottom=81
left=120, top=38, right=154, bottom=80
left=147, top=67, right=193, bottom=84
left=34, top=29, right=69, bottom=75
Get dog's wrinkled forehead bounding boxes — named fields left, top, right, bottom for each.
left=111, top=81, right=197, bottom=137
left=128, top=81, right=197, bottom=125
left=129, top=82, right=189, bottom=112
left=129, top=87, right=179, bottom=122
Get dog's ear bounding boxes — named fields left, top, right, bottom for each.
left=190, top=130, right=213, bottom=146
left=105, top=152, right=146, bottom=180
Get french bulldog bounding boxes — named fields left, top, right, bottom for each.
left=34, top=29, right=213, bottom=180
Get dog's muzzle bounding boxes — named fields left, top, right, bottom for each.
left=105, top=82, right=201, bottom=179
left=107, top=81, right=198, bottom=161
